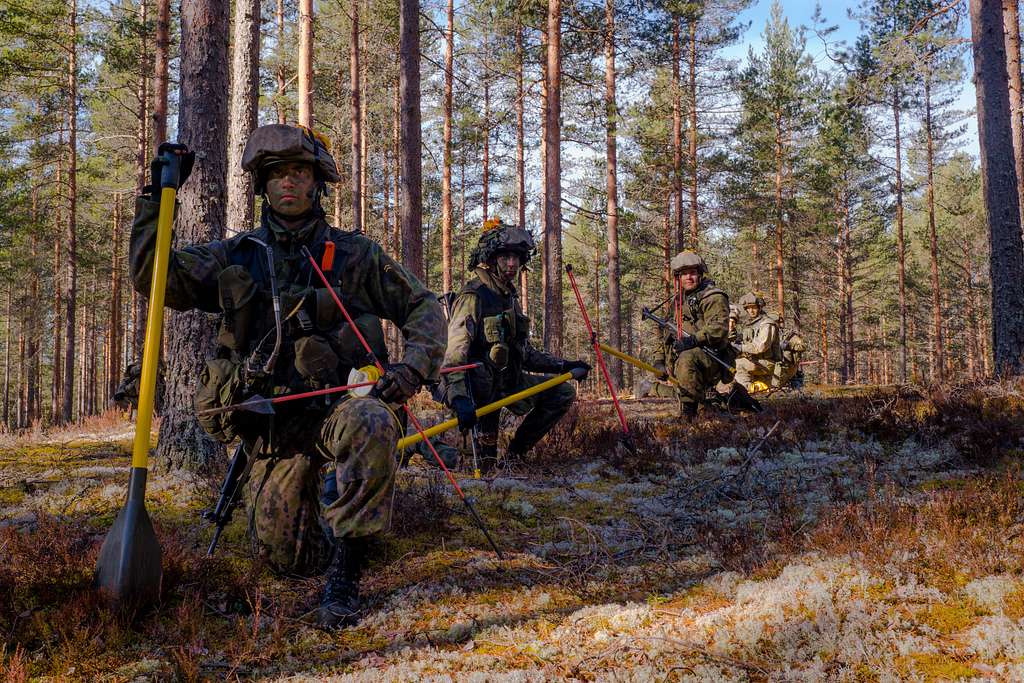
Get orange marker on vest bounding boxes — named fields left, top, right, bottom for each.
left=321, top=242, right=335, bottom=272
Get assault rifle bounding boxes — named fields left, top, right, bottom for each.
left=640, top=307, right=735, bottom=373
left=202, top=437, right=261, bottom=557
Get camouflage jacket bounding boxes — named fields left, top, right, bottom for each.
left=652, top=279, right=730, bottom=367
left=129, top=198, right=446, bottom=387
left=739, top=314, right=781, bottom=361
left=442, top=266, right=564, bottom=402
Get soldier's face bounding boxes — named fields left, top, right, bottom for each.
left=745, top=305, right=760, bottom=318
left=493, top=251, right=522, bottom=284
left=679, top=267, right=701, bottom=292
left=265, top=162, right=316, bottom=219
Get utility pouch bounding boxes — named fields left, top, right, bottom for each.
left=483, top=314, right=506, bottom=344
left=488, top=343, right=510, bottom=370
left=195, top=358, right=246, bottom=443
left=217, top=265, right=259, bottom=352
left=294, top=335, right=341, bottom=388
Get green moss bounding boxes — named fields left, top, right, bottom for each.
left=919, top=601, right=978, bottom=635
left=900, top=653, right=978, bottom=681
left=0, top=487, right=26, bottom=505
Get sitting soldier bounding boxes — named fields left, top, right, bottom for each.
left=733, top=292, right=781, bottom=393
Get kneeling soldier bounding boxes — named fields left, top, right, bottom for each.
left=129, top=125, right=446, bottom=628
left=441, top=219, right=590, bottom=470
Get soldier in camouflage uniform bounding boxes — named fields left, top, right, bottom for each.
left=441, top=219, right=590, bottom=471
left=129, top=124, right=446, bottom=629
left=650, top=251, right=734, bottom=418
left=733, top=292, right=781, bottom=392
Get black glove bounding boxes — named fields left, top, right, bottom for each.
left=143, top=143, right=195, bottom=198
left=673, top=336, right=698, bottom=353
left=450, top=395, right=477, bottom=432
left=372, top=363, right=423, bottom=404
left=561, top=359, right=591, bottom=381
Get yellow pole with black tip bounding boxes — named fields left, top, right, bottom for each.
left=597, top=342, right=679, bottom=387
left=96, top=146, right=185, bottom=606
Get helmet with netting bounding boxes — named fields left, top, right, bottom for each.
left=242, top=124, right=341, bottom=193
left=468, top=218, right=536, bottom=270
left=739, top=292, right=766, bottom=309
left=670, top=250, right=707, bottom=274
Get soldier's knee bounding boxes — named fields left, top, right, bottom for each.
left=320, top=397, right=400, bottom=480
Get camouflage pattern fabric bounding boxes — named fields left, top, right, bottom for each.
left=244, top=395, right=400, bottom=576
left=651, top=279, right=731, bottom=410
left=476, top=371, right=576, bottom=455
left=734, top=313, right=781, bottom=389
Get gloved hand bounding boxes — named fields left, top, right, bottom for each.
left=673, top=336, right=698, bottom=353
left=143, top=143, right=195, bottom=198
left=561, top=359, right=591, bottom=381
left=653, top=362, right=669, bottom=380
left=372, top=363, right=423, bottom=404
left=450, top=395, right=477, bottom=432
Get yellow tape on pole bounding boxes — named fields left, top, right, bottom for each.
left=597, top=342, right=679, bottom=387
left=396, top=371, right=575, bottom=451
left=131, top=187, right=176, bottom=469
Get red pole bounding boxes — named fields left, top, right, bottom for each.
left=301, top=247, right=504, bottom=558
left=565, top=264, right=629, bottom=435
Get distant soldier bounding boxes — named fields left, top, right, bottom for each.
left=650, top=251, right=735, bottom=418
left=733, top=292, right=781, bottom=393
left=441, top=219, right=590, bottom=470
left=773, top=320, right=807, bottom=390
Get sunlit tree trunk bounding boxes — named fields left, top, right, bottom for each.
left=604, top=0, right=622, bottom=387
left=543, top=0, right=563, bottom=353
left=1003, top=0, right=1024, bottom=224
left=350, top=0, right=362, bottom=233
left=399, top=0, right=424, bottom=279
left=672, top=15, right=684, bottom=251
left=687, top=15, right=699, bottom=246
left=62, top=0, right=78, bottom=423
left=441, top=0, right=454, bottom=292
left=227, top=0, right=261, bottom=233
left=297, top=0, right=313, bottom=125
left=923, top=68, right=945, bottom=381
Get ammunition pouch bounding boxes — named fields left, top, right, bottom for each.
left=294, top=334, right=341, bottom=388
left=217, top=265, right=260, bottom=352
left=195, top=358, right=247, bottom=443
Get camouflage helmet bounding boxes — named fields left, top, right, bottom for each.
left=729, top=304, right=741, bottom=320
left=241, top=124, right=341, bottom=193
left=670, top=250, right=707, bottom=274
left=739, top=292, right=766, bottom=309
left=468, top=218, right=536, bottom=271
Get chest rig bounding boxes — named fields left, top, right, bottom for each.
left=463, top=279, right=530, bottom=375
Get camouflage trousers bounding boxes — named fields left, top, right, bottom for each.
left=734, top=357, right=776, bottom=390
left=476, top=372, right=577, bottom=455
left=671, top=348, right=723, bottom=408
left=243, top=395, right=400, bottom=576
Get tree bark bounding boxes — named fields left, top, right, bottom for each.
left=62, top=0, right=78, bottom=424
left=3, top=287, right=10, bottom=429
left=297, top=0, right=313, bottom=126
left=276, top=0, right=287, bottom=124
left=153, top=0, right=169, bottom=145
left=672, top=15, right=684, bottom=251
left=604, top=0, right=622, bottom=387
left=543, top=0, right=563, bottom=354
left=687, top=15, right=699, bottom=247
left=893, top=92, right=908, bottom=383
left=159, top=0, right=230, bottom=468
left=350, top=0, right=362, bottom=233
left=109, top=195, right=123, bottom=399
left=971, top=0, right=1024, bottom=376
left=774, top=112, right=785, bottom=319
left=923, top=68, right=945, bottom=381
left=227, top=0, right=261, bottom=234
left=441, top=0, right=454, bottom=293
left=516, top=23, right=528, bottom=315
left=399, top=0, right=424, bottom=279
left=1004, top=0, right=1024, bottom=224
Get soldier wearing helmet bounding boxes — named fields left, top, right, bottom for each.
left=127, top=124, right=446, bottom=629
left=650, top=251, right=734, bottom=418
left=441, top=218, right=590, bottom=471
left=733, top=292, right=782, bottom=393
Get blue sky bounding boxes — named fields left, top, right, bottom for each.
left=726, top=0, right=979, bottom=156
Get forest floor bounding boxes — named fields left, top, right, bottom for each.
left=3, top=383, right=1024, bottom=681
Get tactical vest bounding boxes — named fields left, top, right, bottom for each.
left=462, top=277, right=530, bottom=379
left=744, top=314, right=783, bottom=362
left=679, top=282, right=728, bottom=349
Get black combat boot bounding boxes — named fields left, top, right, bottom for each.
left=318, top=538, right=367, bottom=629
left=680, top=401, right=699, bottom=420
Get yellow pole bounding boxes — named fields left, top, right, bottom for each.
left=396, top=371, right=575, bottom=450
left=597, top=342, right=679, bottom=387
left=130, top=187, right=176, bottom=469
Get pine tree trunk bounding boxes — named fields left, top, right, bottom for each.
left=687, top=16, right=699, bottom=247
left=924, top=70, right=945, bottom=381
left=350, top=0, right=362, bottom=233
left=227, top=0, right=261, bottom=233
left=109, top=195, right=123, bottom=399
left=971, top=0, right=1024, bottom=376
left=153, top=0, right=168, bottom=144
left=483, top=67, right=490, bottom=224
left=2, top=287, right=10, bottom=429
left=276, top=0, right=286, bottom=124
left=297, top=0, right=313, bottom=126
left=774, top=113, right=785, bottom=319
left=393, top=80, right=401, bottom=258
left=62, top=0, right=78, bottom=424
left=516, top=24, right=528, bottom=315
left=52, top=230, right=62, bottom=422
left=604, top=0, right=622, bottom=387
left=441, top=0, right=454, bottom=292
left=1003, top=0, right=1024, bottom=224
left=543, top=0, right=563, bottom=354
left=399, top=0, right=424, bottom=279
left=844, top=189, right=854, bottom=382
left=359, top=30, right=368, bottom=232
left=663, top=201, right=672, bottom=301
left=893, top=92, right=908, bottom=383
left=672, top=15, right=684, bottom=252
left=158, top=0, right=229, bottom=469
